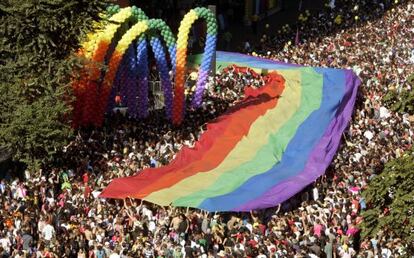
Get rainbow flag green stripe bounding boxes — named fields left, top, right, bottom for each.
left=100, top=52, right=360, bottom=212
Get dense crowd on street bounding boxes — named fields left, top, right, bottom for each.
left=1, top=0, right=413, bottom=257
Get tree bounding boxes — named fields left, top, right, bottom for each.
left=382, top=88, right=414, bottom=116
left=360, top=147, right=414, bottom=255
left=382, top=73, right=414, bottom=115
left=0, top=0, right=111, bottom=169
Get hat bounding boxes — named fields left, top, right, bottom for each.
left=217, top=250, right=226, bottom=257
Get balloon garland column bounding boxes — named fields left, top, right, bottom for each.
left=109, top=44, right=138, bottom=116
left=131, top=7, right=150, bottom=118
left=123, top=44, right=139, bottom=118
left=172, top=7, right=217, bottom=125
left=191, top=8, right=217, bottom=108
left=136, top=36, right=149, bottom=118
left=172, top=10, right=198, bottom=125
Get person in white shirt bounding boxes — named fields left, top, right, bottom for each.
left=42, top=223, right=55, bottom=241
left=0, top=236, right=11, bottom=254
left=109, top=251, right=120, bottom=258
left=244, top=41, right=251, bottom=52
left=381, top=247, right=392, bottom=258
left=313, top=187, right=319, bottom=201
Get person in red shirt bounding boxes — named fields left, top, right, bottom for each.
left=351, top=198, right=360, bottom=212
left=84, top=184, right=91, bottom=199
left=82, top=171, right=89, bottom=185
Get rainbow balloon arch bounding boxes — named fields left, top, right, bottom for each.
left=72, top=5, right=217, bottom=127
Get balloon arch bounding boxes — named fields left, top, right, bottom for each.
left=72, top=5, right=217, bottom=127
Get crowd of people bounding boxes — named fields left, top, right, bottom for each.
left=1, top=0, right=413, bottom=257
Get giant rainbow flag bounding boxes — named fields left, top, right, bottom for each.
left=100, top=51, right=360, bottom=212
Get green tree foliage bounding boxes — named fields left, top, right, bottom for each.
left=382, top=74, right=414, bottom=115
left=360, top=148, right=414, bottom=255
left=0, top=0, right=111, bottom=169
left=383, top=89, right=414, bottom=115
